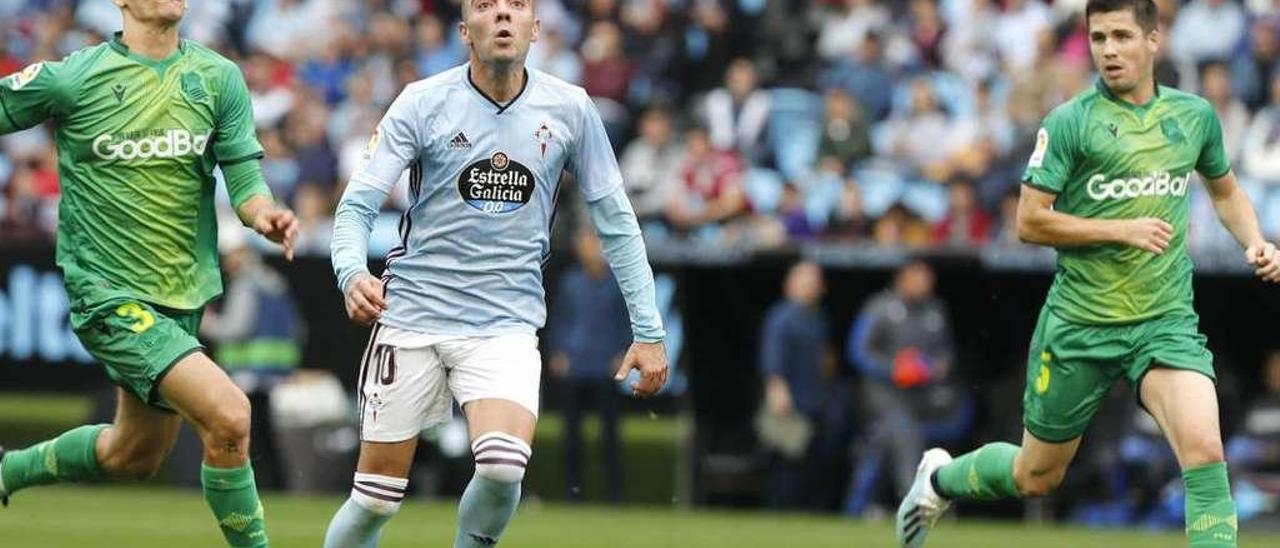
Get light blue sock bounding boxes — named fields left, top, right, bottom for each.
left=455, top=432, right=531, bottom=547
left=454, top=475, right=521, bottom=547
left=324, top=473, right=407, bottom=548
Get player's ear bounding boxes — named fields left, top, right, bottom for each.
left=458, top=20, right=471, bottom=48
left=531, top=18, right=540, bottom=44
left=1146, top=27, right=1160, bottom=55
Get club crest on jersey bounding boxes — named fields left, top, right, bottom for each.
left=180, top=72, right=208, bottom=103
left=7, top=62, right=44, bottom=91
left=533, top=123, right=553, bottom=158
left=457, top=151, right=535, bottom=214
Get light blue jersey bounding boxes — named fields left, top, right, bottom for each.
left=332, top=65, right=664, bottom=341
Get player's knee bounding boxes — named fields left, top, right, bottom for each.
left=1182, top=434, right=1226, bottom=468
left=472, top=431, right=531, bottom=484
left=203, top=392, right=252, bottom=447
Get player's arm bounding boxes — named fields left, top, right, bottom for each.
left=1016, top=186, right=1172, bottom=253
left=0, top=60, right=71, bottom=134
left=214, top=64, right=298, bottom=258
left=331, top=91, right=421, bottom=325
left=1018, top=109, right=1172, bottom=253
left=1194, top=105, right=1280, bottom=281
left=571, top=90, right=667, bottom=397
left=1202, top=172, right=1280, bottom=282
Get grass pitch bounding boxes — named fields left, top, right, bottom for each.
left=4, top=485, right=1278, bottom=547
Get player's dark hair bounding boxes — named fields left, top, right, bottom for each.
left=1086, top=0, right=1159, bottom=33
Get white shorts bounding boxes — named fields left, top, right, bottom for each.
left=357, top=324, right=542, bottom=443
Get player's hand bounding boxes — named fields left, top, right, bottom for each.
left=1119, top=217, right=1173, bottom=254
left=550, top=353, right=570, bottom=378
left=1246, top=241, right=1280, bottom=283
left=344, top=273, right=386, bottom=326
left=253, top=207, right=300, bottom=261
left=614, top=341, right=668, bottom=398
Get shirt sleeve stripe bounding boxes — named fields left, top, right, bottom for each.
left=1021, top=179, right=1060, bottom=195
left=218, top=151, right=265, bottom=166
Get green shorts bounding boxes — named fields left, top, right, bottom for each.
left=70, top=296, right=204, bottom=410
left=1022, top=306, right=1214, bottom=442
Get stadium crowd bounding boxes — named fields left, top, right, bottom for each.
left=2, top=0, right=1280, bottom=253
left=5, top=0, right=1280, bottom=526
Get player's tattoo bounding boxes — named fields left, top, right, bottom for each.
left=223, top=440, right=241, bottom=454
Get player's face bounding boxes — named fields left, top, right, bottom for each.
left=460, top=0, right=540, bottom=66
left=116, top=0, right=187, bottom=25
left=1088, top=9, right=1159, bottom=97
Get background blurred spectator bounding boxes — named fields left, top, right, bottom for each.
left=757, top=261, right=835, bottom=509
left=844, top=259, right=971, bottom=515
left=547, top=230, right=632, bottom=503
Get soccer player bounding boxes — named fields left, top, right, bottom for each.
left=0, top=2, right=296, bottom=546
left=324, top=1, right=668, bottom=546
left=895, top=1, right=1280, bottom=546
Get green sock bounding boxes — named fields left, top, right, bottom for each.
left=1183, top=462, right=1237, bottom=547
left=933, top=442, right=1021, bottom=501
left=202, top=463, right=269, bottom=547
left=0, top=424, right=106, bottom=494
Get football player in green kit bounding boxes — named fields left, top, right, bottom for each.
left=0, top=2, right=296, bottom=546
left=896, top=1, right=1280, bottom=547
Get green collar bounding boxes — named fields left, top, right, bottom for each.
left=109, top=31, right=185, bottom=76
left=1095, top=78, right=1161, bottom=114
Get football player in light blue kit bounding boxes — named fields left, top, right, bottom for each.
left=324, top=1, right=668, bottom=546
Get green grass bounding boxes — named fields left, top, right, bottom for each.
left=4, top=486, right=1278, bottom=547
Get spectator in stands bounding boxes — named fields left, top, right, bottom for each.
left=527, top=27, right=582, bottom=85
left=758, top=261, right=835, bottom=509
left=845, top=259, right=969, bottom=513
left=582, top=20, right=637, bottom=142
left=665, top=127, right=749, bottom=233
left=704, top=58, right=771, bottom=164
left=905, top=0, right=947, bottom=70
left=1170, top=0, right=1247, bottom=70
left=414, top=13, right=465, bottom=78
left=1241, top=72, right=1280, bottom=238
left=620, top=106, right=683, bottom=223
left=931, top=180, right=992, bottom=248
left=1233, top=16, right=1280, bottom=112
left=994, top=0, right=1053, bottom=73
left=882, top=77, right=963, bottom=183
left=1202, top=60, right=1251, bottom=163
left=547, top=229, right=632, bottom=503
left=817, top=0, right=891, bottom=63
left=283, top=95, right=338, bottom=193
left=821, top=31, right=895, bottom=122
left=818, top=88, right=872, bottom=174
left=941, top=0, right=1001, bottom=84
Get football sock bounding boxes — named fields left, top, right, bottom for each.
left=455, top=432, right=529, bottom=547
left=0, top=424, right=106, bottom=494
left=324, top=473, right=407, bottom=548
left=202, top=462, right=269, bottom=547
left=932, top=442, right=1021, bottom=500
left=1183, top=462, right=1237, bottom=547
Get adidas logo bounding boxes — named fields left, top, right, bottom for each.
left=448, top=131, right=472, bottom=149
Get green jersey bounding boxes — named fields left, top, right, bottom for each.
left=0, top=34, right=268, bottom=310
left=1022, top=81, right=1231, bottom=325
